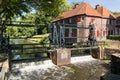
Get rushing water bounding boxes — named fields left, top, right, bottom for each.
left=8, top=55, right=108, bottom=80
left=8, top=39, right=108, bottom=80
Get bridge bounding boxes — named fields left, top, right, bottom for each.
left=1, top=21, right=46, bottom=27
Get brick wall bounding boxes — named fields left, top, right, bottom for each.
left=53, top=15, right=116, bottom=43
left=77, top=16, right=116, bottom=41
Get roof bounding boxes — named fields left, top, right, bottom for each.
left=96, top=6, right=116, bottom=18
left=114, top=14, right=120, bottom=18
left=53, top=3, right=102, bottom=22
left=62, top=3, right=102, bottom=18
left=53, top=3, right=116, bottom=22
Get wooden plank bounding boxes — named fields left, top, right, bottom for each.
left=71, top=46, right=99, bottom=50
left=14, top=51, right=49, bottom=55
left=48, top=46, right=99, bottom=52
left=10, top=47, right=48, bottom=50
left=5, top=23, right=45, bottom=27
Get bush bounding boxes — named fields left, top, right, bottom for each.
left=40, top=37, right=50, bottom=44
left=107, top=35, right=120, bottom=41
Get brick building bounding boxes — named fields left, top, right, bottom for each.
left=52, top=3, right=116, bottom=43
left=115, top=14, right=120, bottom=35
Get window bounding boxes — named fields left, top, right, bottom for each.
left=63, top=20, right=65, bottom=24
left=110, top=20, right=112, bottom=24
left=81, top=16, right=85, bottom=21
left=69, top=18, right=72, bottom=23
left=108, top=19, right=112, bottom=24
left=91, top=18, right=94, bottom=23
left=96, top=30, right=100, bottom=37
left=65, top=29, right=69, bottom=37
left=77, top=16, right=81, bottom=22
left=57, top=21, right=60, bottom=24
left=72, top=29, right=77, bottom=37
left=65, top=19, right=69, bottom=24
left=103, top=30, right=106, bottom=36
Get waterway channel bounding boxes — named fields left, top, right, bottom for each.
left=8, top=39, right=109, bottom=80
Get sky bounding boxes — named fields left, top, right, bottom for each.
left=68, top=0, right=120, bottom=12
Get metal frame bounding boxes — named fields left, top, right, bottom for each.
left=52, top=24, right=93, bottom=47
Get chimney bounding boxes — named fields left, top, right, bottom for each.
left=95, top=4, right=100, bottom=9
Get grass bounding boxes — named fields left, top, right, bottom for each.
left=28, top=33, right=50, bottom=43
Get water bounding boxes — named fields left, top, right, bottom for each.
left=10, top=39, right=33, bottom=44
left=9, top=39, right=108, bottom=80
left=8, top=55, right=108, bottom=80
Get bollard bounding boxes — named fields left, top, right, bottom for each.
left=98, top=46, right=104, bottom=59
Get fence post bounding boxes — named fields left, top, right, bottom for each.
left=98, top=46, right=104, bottom=59
left=8, top=46, right=12, bottom=71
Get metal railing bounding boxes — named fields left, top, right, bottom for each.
left=8, top=43, right=50, bottom=71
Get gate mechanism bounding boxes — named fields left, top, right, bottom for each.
left=51, top=23, right=97, bottom=48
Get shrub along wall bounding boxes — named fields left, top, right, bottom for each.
left=107, top=35, right=120, bottom=41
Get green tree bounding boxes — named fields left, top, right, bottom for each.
left=1, top=0, right=71, bottom=37
left=70, top=1, right=84, bottom=9
left=0, top=0, right=31, bottom=36
left=34, top=0, right=71, bottom=25
left=34, top=0, right=71, bottom=34
left=112, top=12, right=120, bottom=15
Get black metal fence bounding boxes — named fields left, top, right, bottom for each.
left=8, top=43, right=50, bottom=71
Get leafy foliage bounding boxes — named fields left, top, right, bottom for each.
left=70, top=1, right=84, bottom=9
left=112, top=12, right=120, bottom=15
left=107, top=35, right=120, bottom=41
left=6, top=27, right=37, bottom=38
left=34, top=0, right=71, bottom=26
left=0, top=0, right=31, bottom=20
left=0, top=0, right=71, bottom=38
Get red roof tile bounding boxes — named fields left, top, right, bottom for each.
left=96, top=6, right=116, bottom=18
left=63, top=3, right=102, bottom=18
left=53, top=3, right=102, bottom=22
left=114, top=14, right=120, bottom=18
left=53, top=3, right=116, bottom=22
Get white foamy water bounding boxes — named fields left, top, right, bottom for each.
left=12, top=55, right=96, bottom=72
left=71, top=55, right=96, bottom=63
left=9, top=55, right=104, bottom=80
left=19, top=60, right=56, bottom=72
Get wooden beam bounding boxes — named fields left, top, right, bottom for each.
left=5, top=24, right=45, bottom=27
left=71, top=46, right=99, bottom=50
